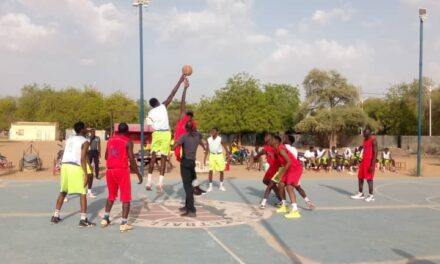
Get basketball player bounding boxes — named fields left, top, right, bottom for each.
left=100, top=123, right=142, bottom=232
left=51, top=121, right=95, bottom=227
left=283, top=134, right=315, bottom=210
left=351, top=128, right=378, bottom=202
left=145, top=74, right=187, bottom=192
left=256, top=133, right=282, bottom=209
left=206, top=128, right=229, bottom=192
left=271, top=135, right=302, bottom=219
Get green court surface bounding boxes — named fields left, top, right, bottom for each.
left=0, top=176, right=440, bottom=264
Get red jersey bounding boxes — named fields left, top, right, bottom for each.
left=106, top=135, right=129, bottom=169
left=276, top=144, right=301, bottom=168
left=174, top=115, right=197, bottom=141
left=263, top=145, right=277, bottom=166
left=362, top=136, right=375, bottom=161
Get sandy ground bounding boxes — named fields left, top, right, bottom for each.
left=1, top=139, right=439, bottom=180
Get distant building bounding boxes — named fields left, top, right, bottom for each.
left=113, top=123, right=153, bottom=144
left=9, top=122, right=59, bottom=141
left=65, top=128, right=107, bottom=141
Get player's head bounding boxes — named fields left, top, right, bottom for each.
left=264, top=133, right=273, bottom=145
left=118, top=122, right=129, bottom=135
left=384, top=147, right=389, bottom=152
left=359, top=146, right=363, bottom=151
left=331, top=146, right=336, bottom=151
left=149, top=98, right=160, bottom=108
left=319, top=146, right=323, bottom=151
left=309, top=146, right=314, bottom=151
left=211, top=127, right=218, bottom=137
left=90, top=128, right=96, bottom=136
left=363, top=128, right=372, bottom=139
left=74, top=121, right=86, bottom=135
left=186, top=110, right=194, bottom=120
left=185, top=121, right=194, bottom=133
left=272, top=135, right=282, bottom=147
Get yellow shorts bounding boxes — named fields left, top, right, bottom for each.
left=151, top=131, right=171, bottom=156
left=60, top=164, right=86, bottom=195
left=209, top=153, right=225, bottom=172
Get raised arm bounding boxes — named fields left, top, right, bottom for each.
left=180, top=79, right=190, bottom=118
left=163, top=74, right=185, bottom=107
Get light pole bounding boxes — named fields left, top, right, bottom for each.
left=417, top=8, right=427, bottom=177
left=429, top=85, right=432, bottom=137
left=133, top=0, right=150, bottom=176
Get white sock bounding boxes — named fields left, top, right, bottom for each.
left=209, top=182, right=213, bottom=188
left=80, top=213, right=87, bottom=221
left=146, top=174, right=152, bottom=185
left=291, top=203, right=298, bottom=211
left=282, top=200, right=287, bottom=206
left=304, top=197, right=310, bottom=202
left=220, top=181, right=224, bottom=187
left=54, top=209, right=60, bottom=217
left=261, top=199, right=267, bottom=205
left=158, top=175, right=164, bottom=185
left=192, top=179, right=199, bottom=187
left=88, top=189, right=92, bottom=193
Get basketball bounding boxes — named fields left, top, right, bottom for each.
left=182, top=65, right=193, bottom=76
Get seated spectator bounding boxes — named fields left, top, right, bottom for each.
left=380, top=148, right=396, bottom=172
left=304, top=146, right=316, bottom=169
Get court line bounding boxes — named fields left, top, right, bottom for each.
left=316, top=204, right=440, bottom=211
left=355, top=255, right=440, bottom=264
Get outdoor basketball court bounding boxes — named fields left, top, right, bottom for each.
left=1, top=176, right=440, bottom=264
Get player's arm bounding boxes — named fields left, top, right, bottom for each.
left=254, top=148, right=267, bottom=159
left=163, top=74, right=185, bottom=107
left=105, top=141, right=109, bottom=161
left=98, top=137, right=102, bottom=157
left=81, top=141, right=90, bottom=187
left=179, top=79, right=189, bottom=118
left=127, top=140, right=142, bottom=184
left=278, top=148, right=291, bottom=176
left=370, top=139, right=378, bottom=172
left=199, top=136, right=208, bottom=165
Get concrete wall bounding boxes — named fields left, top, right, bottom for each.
left=9, top=122, right=58, bottom=141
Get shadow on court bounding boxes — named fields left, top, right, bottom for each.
left=320, top=184, right=353, bottom=196
left=392, top=248, right=437, bottom=264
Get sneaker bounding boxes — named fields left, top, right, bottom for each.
left=120, top=223, right=134, bottom=233
left=206, top=186, right=213, bottom=193
left=87, top=192, right=96, bottom=199
left=79, top=218, right=96, bottom=228
left=179, top=206, right=187, bottom=213
left=219, top=186, right=226, bottom=192
left=101, top=218, right=111, bottom=227
left=285, top=210, right=301, bottom=219
left=157, top=184, right=163, bottom=193
left=193, top=187, right=202, bottom=196
left=194, top=186, right=206, bottom=195
left=146, top=184, right=152, bottom=191
left=276, top=205, right=289, bottom=213
left=180, top=211, right=196, bottom=217
left=51, top=216, right=62, bottom=224
left=306, top=201, right=315, bottom=210
left=364, top=195, right=375, bottom=202
left=350, top=192, right=365, bottom=200
left=259, top=203, right=266, bottom=209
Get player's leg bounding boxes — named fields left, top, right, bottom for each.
left=157, top=131, right=172, bottom=193
left=276, top=181, right=289, bottom=213
left=364, top=163, right=376, bottom=202
left=295, top=185, right=315, bottom=209
left=51, top=192, right=67, bottom=223
left=93, top=152, right=100, bottom=179
left=285, top=184, right=301, bottom=218
left=157, top=155, right=167, bottom=193
left=180, top=160, right=196, bottom=217
left=207, top=170, right=214, bottom=192
left=101, top=169, right=116, bottom=227
left=77, top=165, right=95, bottom=227
left=351, top=162, right=365, bottom=199
left=219, top=171, right=226, bottom=191
left=207, top=153, right=216, bottom=192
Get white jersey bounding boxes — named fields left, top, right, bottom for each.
left=344, top=148, right=352, bottom=159
left=329, top=149, right=338, bottom=158
left=304, top=150, right=315, bottom=159
left=317, top=149, right=326, bottom=158
left=146, top=104, right=170, bottom=131
left=62, top=135, right=87, bottom=165
left=383, top=151, right=391, bottom=160
left=208, top=136, right=223, bottom=154
left=285, top=144, right=298, bottom=158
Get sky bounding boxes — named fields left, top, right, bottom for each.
left=0, top=0, right=439, bottom=102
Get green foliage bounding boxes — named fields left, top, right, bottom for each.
left=0, top=97, right=17, bottom=130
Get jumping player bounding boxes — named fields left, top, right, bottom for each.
left=145, top=74, right=187, bottom=192
left=51, top=121, right=95, bottom=227
left=283, top=134, right=315, bottom=210
left=101, top=123, right=143, bottom=232
left=206, top=128, right=228, bottom=192
left=256, top=134, right=282, bottom=209
left=351, top=128, right=378, bottom=202
left=271, top=135, right=302, bottom=219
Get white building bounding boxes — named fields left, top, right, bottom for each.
left=9, top=122, right=59, bottom=141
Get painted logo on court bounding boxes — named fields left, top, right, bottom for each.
left=101, top=199, right=272, bottom=229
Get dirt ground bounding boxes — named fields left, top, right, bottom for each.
left=1, top=139, right=439, bottom=180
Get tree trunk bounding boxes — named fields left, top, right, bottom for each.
left=328, top=131, right=337, bottom=148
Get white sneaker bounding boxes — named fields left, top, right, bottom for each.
left=219, top=186, right=226, bottom=192
left=87, top=192, right=96, bottom=199
left=350, top=192, right=365, bottom=200
left=365, top=195, right=375, bottom=202
left=259, top=203, right=266, bottom=209
left=146, top=184, right=153, bottom=191
left=206, top=186, right=213, bottom=192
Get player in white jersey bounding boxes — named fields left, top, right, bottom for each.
left=206, top=128, right=229, bottom=192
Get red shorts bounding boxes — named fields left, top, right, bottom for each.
left=281, top=165, right=302, bottom=186
left=358, top=160, right=376, bottom=180
left=263, top=164, right=280, bottom=182
left=174, top=146, right=182, bottom=162
left=106, top=168, right=131, bottom=202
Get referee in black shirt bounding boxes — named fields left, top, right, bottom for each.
left=173, top=121, right=206, bottom=217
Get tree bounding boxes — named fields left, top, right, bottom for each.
left=263, top=83, right=300, bottom=131
left=0, top=97, right=17, bottom=130
left=296, top=69, right=371, bottom=147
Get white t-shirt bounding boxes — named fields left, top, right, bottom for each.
left=146, top=104, right=169, bottom=131
left=330, top=149, right=338, bottom=158
left=285, top=144, right=298, bottom=159
left=304, top=150, right=315, bottom=159
left=62, top=135, right=87, bottom=165
left=317, top=149, right=326, bottom=158
left=383, top=151, right=390, bottom=160
left=344, top=148, right=352, bottom=159
left=208, top=136, right=223, bottom=154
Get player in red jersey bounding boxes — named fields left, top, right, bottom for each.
left=101, top=123, right=142, bottom=232
left=351, top=128, right=378, bottom=202
left=271, top=135, right=302, bottom=219
left=255, top=134, right=282, bottom=209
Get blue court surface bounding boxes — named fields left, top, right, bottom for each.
left=1, top=176, right=440, bottom=264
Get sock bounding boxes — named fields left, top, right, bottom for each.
left=220, top=181, right=224, bottom=187
left=158, top=175, right=164, bottom=185
left=121, top=218, right=128, bottom=225
left=104, top=212, right=110, bottom=219
left=192, top=179, right=199, bottom=187
left=304, top=197, right=310, bottom=202
left=54, top=209, right=60, bottom=217
left=282, top=200, right=287, bottom=206
left=80, top=213, right=87, bottom=221
left=146, top=174, right=152, bottom=186
left=261, top=198, right=267, bottom=205
left=291, top=203, right=298, bottom=211
left=209, top=182, right=213, bottom=188
left=88, top=189, right=92, bottom=193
